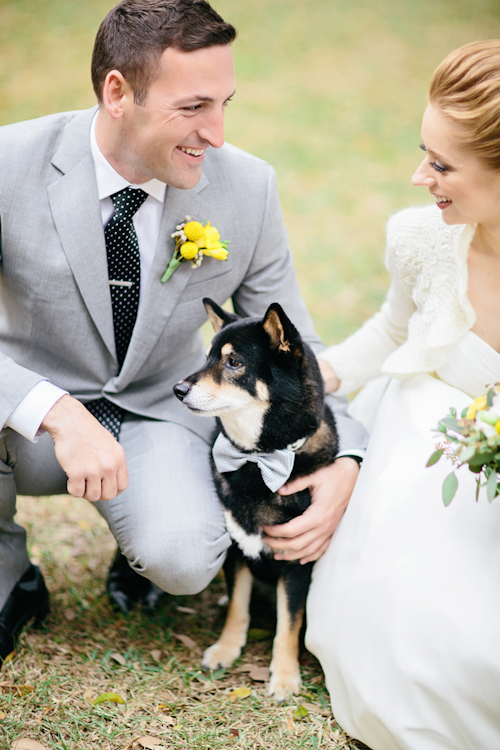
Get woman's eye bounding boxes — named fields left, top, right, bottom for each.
left=430, top=160, right=448, bottom=173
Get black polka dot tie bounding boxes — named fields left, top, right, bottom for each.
left=106, top=187, right=148, bottom=369
left=85, top=187, right=148, bottom=440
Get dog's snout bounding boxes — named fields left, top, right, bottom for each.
left=173, top=381, right=191, bottom=401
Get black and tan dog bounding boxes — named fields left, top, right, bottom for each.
left=173, top=299, right=338, bottom=701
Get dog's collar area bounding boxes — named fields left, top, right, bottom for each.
left=286, top=437, right=307, bottom=452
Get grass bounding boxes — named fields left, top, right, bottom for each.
left=1, top=494, right=361, bottom=749
left=1, top=0, right=500, bottom=747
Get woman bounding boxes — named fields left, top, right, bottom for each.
left=306, top=41, right=500, bottom=750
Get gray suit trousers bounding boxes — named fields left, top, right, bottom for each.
left=0, top=417, right=231, bottom=609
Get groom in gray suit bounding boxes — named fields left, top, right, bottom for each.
left=0, top=0, right=367, bottom=659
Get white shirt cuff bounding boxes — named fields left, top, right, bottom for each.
left=5, top=381, right=68, bottom=442
left=336, top=450, right=365, bottom=463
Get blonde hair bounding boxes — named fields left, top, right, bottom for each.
left=429, top=40, right=500, bottom=170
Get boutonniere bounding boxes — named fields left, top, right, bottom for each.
left=161, top=215, right=229, bottom=282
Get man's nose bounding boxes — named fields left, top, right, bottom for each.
left=199, top=109, right=225, bottom=150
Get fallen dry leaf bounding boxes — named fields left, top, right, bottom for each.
left=300, top=701, right=327, bottom=714
left=82, top=689, right=94, bottom=702
left=248, top=666, right=270, bottom=682
left=150, top=649, right=162, bottom=663
left=93, top=692, right=125, bottom=705
left=294, top=705, right=308, bottom=719
left=229, top=728, right=239, bottom=738
left=286, top=711, right=294, bottom=731
left=11, top=739, right=49, bottom=750
left=109, top=652, right=127, bottom=666
left=228, top=685, right=251, bottom=702
left=0, top=709, right=6, bottom=719
left=234, top=663, right=270, bottom=681
left=172, top=633, right=197, bottom=650
left=64, top=609, right=76, bottom=622
left=136, top=736, right=166, bottom=749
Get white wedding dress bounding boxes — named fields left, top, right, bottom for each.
left=306, top=331, right=500, bottom=750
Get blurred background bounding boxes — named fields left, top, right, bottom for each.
left=2, top=0, right=500, bottom=342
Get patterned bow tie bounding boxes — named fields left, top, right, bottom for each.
left=212, top=432, right=297, bottom=492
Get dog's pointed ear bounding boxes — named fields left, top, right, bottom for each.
left=203, top=298, right=239, bottom=333
left=263, top=303, right=302, bottom=357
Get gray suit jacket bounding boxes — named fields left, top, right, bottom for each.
left=0, top=107, right=367, bottom=452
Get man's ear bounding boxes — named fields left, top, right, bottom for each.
left=101, top=69, right=133, bottom=120
left=262, top=303, right=302, bottom=357
left=203, top=298, right=239, bottom=333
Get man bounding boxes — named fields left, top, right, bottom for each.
left=0, top=0, right=367, bottom=661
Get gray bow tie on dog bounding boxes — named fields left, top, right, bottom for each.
left=212, top=432, right=300, bottom=493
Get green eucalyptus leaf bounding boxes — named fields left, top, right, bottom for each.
left=459, top=445, right=476, bottom=463
left=441, top=417, right=461, bottom=430
left=426, top=448, right=444, bottom=467
left=487, top=470, right=499, bottom=502
left=442, top=472, right=458, bottom=506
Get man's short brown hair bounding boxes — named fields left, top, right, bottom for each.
left=91, top=0, right=237, bottom=106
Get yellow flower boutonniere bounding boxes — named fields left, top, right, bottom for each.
left=161, top=215, right=229, bottom=282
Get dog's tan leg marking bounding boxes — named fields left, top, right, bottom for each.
left=268, top=578, right=303, bottom=701
left=202, top=564, right=253, bottom=670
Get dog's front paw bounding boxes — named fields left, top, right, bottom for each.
left=202, top=641, right=242, bottom=670
left=268, top=664, right=302, bottom=703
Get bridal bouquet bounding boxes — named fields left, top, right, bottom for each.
left=427, top=384, right=500, bottom=505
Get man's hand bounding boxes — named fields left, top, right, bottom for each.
left=41, top=395, right=129, bottom=502
left=262, top=457, right=360, bottom=564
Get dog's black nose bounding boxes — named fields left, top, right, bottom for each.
left=173, top=381, right=191, bottom=401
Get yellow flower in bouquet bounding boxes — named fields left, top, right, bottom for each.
left=162, top=216, right=229, bottom=282
left=427, top=384, right=500, bottom=505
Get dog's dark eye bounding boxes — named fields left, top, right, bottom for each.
left=227, top=356, right=242, bottom=369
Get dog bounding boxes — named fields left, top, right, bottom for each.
left=173, top=299, right=339, bottom=701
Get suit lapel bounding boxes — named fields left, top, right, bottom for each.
left=48, top=109, right=115, bottom=357
left=118, top=177, right=212, bottom=384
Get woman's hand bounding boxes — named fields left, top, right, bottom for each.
left=318, top=358, right=341, bottom=393
left=262, top=457, right=360, bottom=564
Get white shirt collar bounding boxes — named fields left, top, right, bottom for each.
left=90, top=112, right=166, bottom=204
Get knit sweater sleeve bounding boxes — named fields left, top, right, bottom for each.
left=319, top=211, right=417, bottom=396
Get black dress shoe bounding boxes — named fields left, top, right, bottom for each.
left=106, top=549, right=157, bottom=614
left=0, top=564, right=50, bottom=663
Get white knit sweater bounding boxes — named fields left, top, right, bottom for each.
left=321, top=204, right=477, bottom=396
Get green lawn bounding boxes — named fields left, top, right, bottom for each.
left=1, top=1, right=500, bottom=748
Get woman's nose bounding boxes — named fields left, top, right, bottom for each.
left=412, top=159, right=436, bottom=187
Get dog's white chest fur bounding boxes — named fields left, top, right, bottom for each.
left=223, top=510, right=270, bottom=559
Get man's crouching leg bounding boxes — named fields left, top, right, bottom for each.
left=0, top=430, right=67, bottom=662
left=95, top=417, right=231, bottom=611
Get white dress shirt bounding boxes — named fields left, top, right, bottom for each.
left=5, top=113, right=167, bottom=441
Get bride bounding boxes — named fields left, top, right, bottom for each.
left=306, top=41, right=500, bottom=750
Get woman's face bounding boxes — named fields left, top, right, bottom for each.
left=412, top=104, right=500, bottom=229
